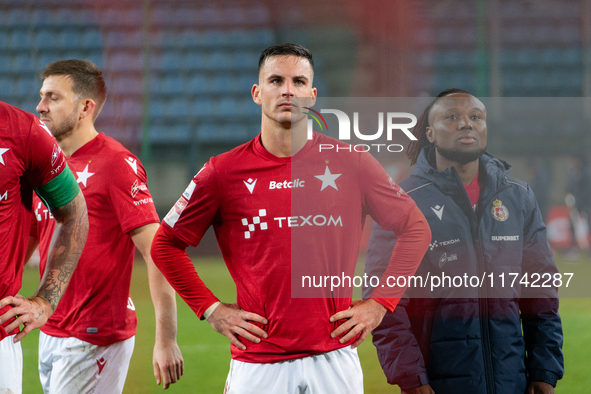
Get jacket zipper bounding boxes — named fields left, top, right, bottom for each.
left=475, top=188, right=509, bottom=394
left=461, top=172, right=505, bottom=394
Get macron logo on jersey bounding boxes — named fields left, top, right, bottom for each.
left=97, top=358, right=106, bottom=375
left=431, top=205, right=444, bottom=220
left=243, top=178, right=257, bottom=194
left=125, top=157, right=138, bottom=174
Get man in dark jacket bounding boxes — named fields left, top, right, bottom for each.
left=364, top=89, right=564, bottom=394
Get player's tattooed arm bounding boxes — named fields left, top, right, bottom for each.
left=0, top=191, right=88, bottom=342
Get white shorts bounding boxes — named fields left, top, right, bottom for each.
left=224, top=346, right=364, bottom=394
left=38, top=332, right=135, bottom=394
left=0, top=335, right=23, bottom=394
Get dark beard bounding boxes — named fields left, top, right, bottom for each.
left=435, top=142, right=486, bottom=165
left=49, top=110, right=78, bottom=140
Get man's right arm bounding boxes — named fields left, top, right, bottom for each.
left=0, top=190, right=88, bottom=342
left=151, top=222, right=268, bottom=350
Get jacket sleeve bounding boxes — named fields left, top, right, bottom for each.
left=365, top=220, right=430, bottom=389
left=519, top=185, right=564, bottom=387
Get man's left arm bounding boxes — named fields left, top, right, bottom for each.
left=520, top=186, right=564, bottom=393
left=131, top=222, right=184, bottom=389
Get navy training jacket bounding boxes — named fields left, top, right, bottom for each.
left=364, top=148, right=564, bottom=394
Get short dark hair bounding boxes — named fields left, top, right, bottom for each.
left=40, top=59, right=107, bottom=120
left=406, top=88, right=472, bottom=166
left=258, top=43, right=314, bottom=74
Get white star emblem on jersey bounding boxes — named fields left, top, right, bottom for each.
left=0, top=148, right=9, bottom=165
left=315, top=166, right=341, bottom=191
left=76, top=164, right=94, bottom=187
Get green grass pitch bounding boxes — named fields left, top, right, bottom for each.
left=18, top=257, right=591, bottom=393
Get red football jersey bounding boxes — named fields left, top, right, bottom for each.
left=34, top=133, right=159, bottom=346
left=162, top=132, right=417, bottom=363
left=0, top=101, right=67, bottom=305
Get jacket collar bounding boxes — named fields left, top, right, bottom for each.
left=411, top=147, right=512, bottom=196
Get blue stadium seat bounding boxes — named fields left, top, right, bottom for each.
left=232, top=52, right=258, bottom=71
left=562, top=47, right=581, bottom=66
left=108, top=51, right=142, bottom=72
left=111, top=76, right=143, bottom=95
left=192, top=98, right=214, bottom=117
left=13, top=54, right=35, bottom=74
left=80, top=29, right=103, bottom=49
left=186, top=74, right=211, bottom=95
left=0, top=78, right=15, bottom=97
left=211, top=75, right=233, bottom=94
left=244, top=29, right=274, bottom=46
left=162, top=74, right=184, bottom=94
left=178, top=29, right=200, bottom=48
left=85, top=53, right=104, bottom=69
left=184, top=52, right=207, bottom=71
left=209, top=51, right=231, bottom=70
left=34, top=29, right=58, bottom=50
left=213, top=97, right=236, bottom=117
left=237, top=75, right=255, bottom=92
left=153, top=29, right=177, bottom=49
left=165, top=99, right=189, bottom=118
left=118, top=98, right=142, bottom=119
left=237, top=97, right=260, bottom=117
left=200, top=31, right=224, bottom=47
left=77, top=9, right=100, bottom=25
left=38, top=53, right=62, bottom=69
left=245, top=6, right=271, bottom=24
left=161, top=52, right=182, bottom=71
left=150, top=123, right=190, bottom=144
left=107, top=30, right=142, bottom=49
left=31, top=8, right=53, bottom=27
left=196, top=123, right=218, bottom=141
left=11, top=29, right=32, bottom=50
left=99, top=101, right=116, bottom=118
left=5, top=9, right=29, bottom=26
left=148, top=98, right=165, bottom=119
left=53, top=9, right=77, bottom=25
left=58, top=29, right=81, bottom=49
left=16, top=78, right=37, bottom=99
left=0, top=55, right=10, bottom=73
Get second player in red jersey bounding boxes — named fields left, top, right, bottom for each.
left=28, top=60, right=183, bottom=394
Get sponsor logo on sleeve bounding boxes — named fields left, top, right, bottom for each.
left=164, top=196, right=188, bottom=227
left=51, top=144, right=60, bottom=166
left=0, top=191, right=8, bottom=202
left=131, top=179, right=148, bottom=198
left=182, top=181, right=197, bottom=200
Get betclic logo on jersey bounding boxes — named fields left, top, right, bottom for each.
left=304, top=106, right=417, bottom=154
